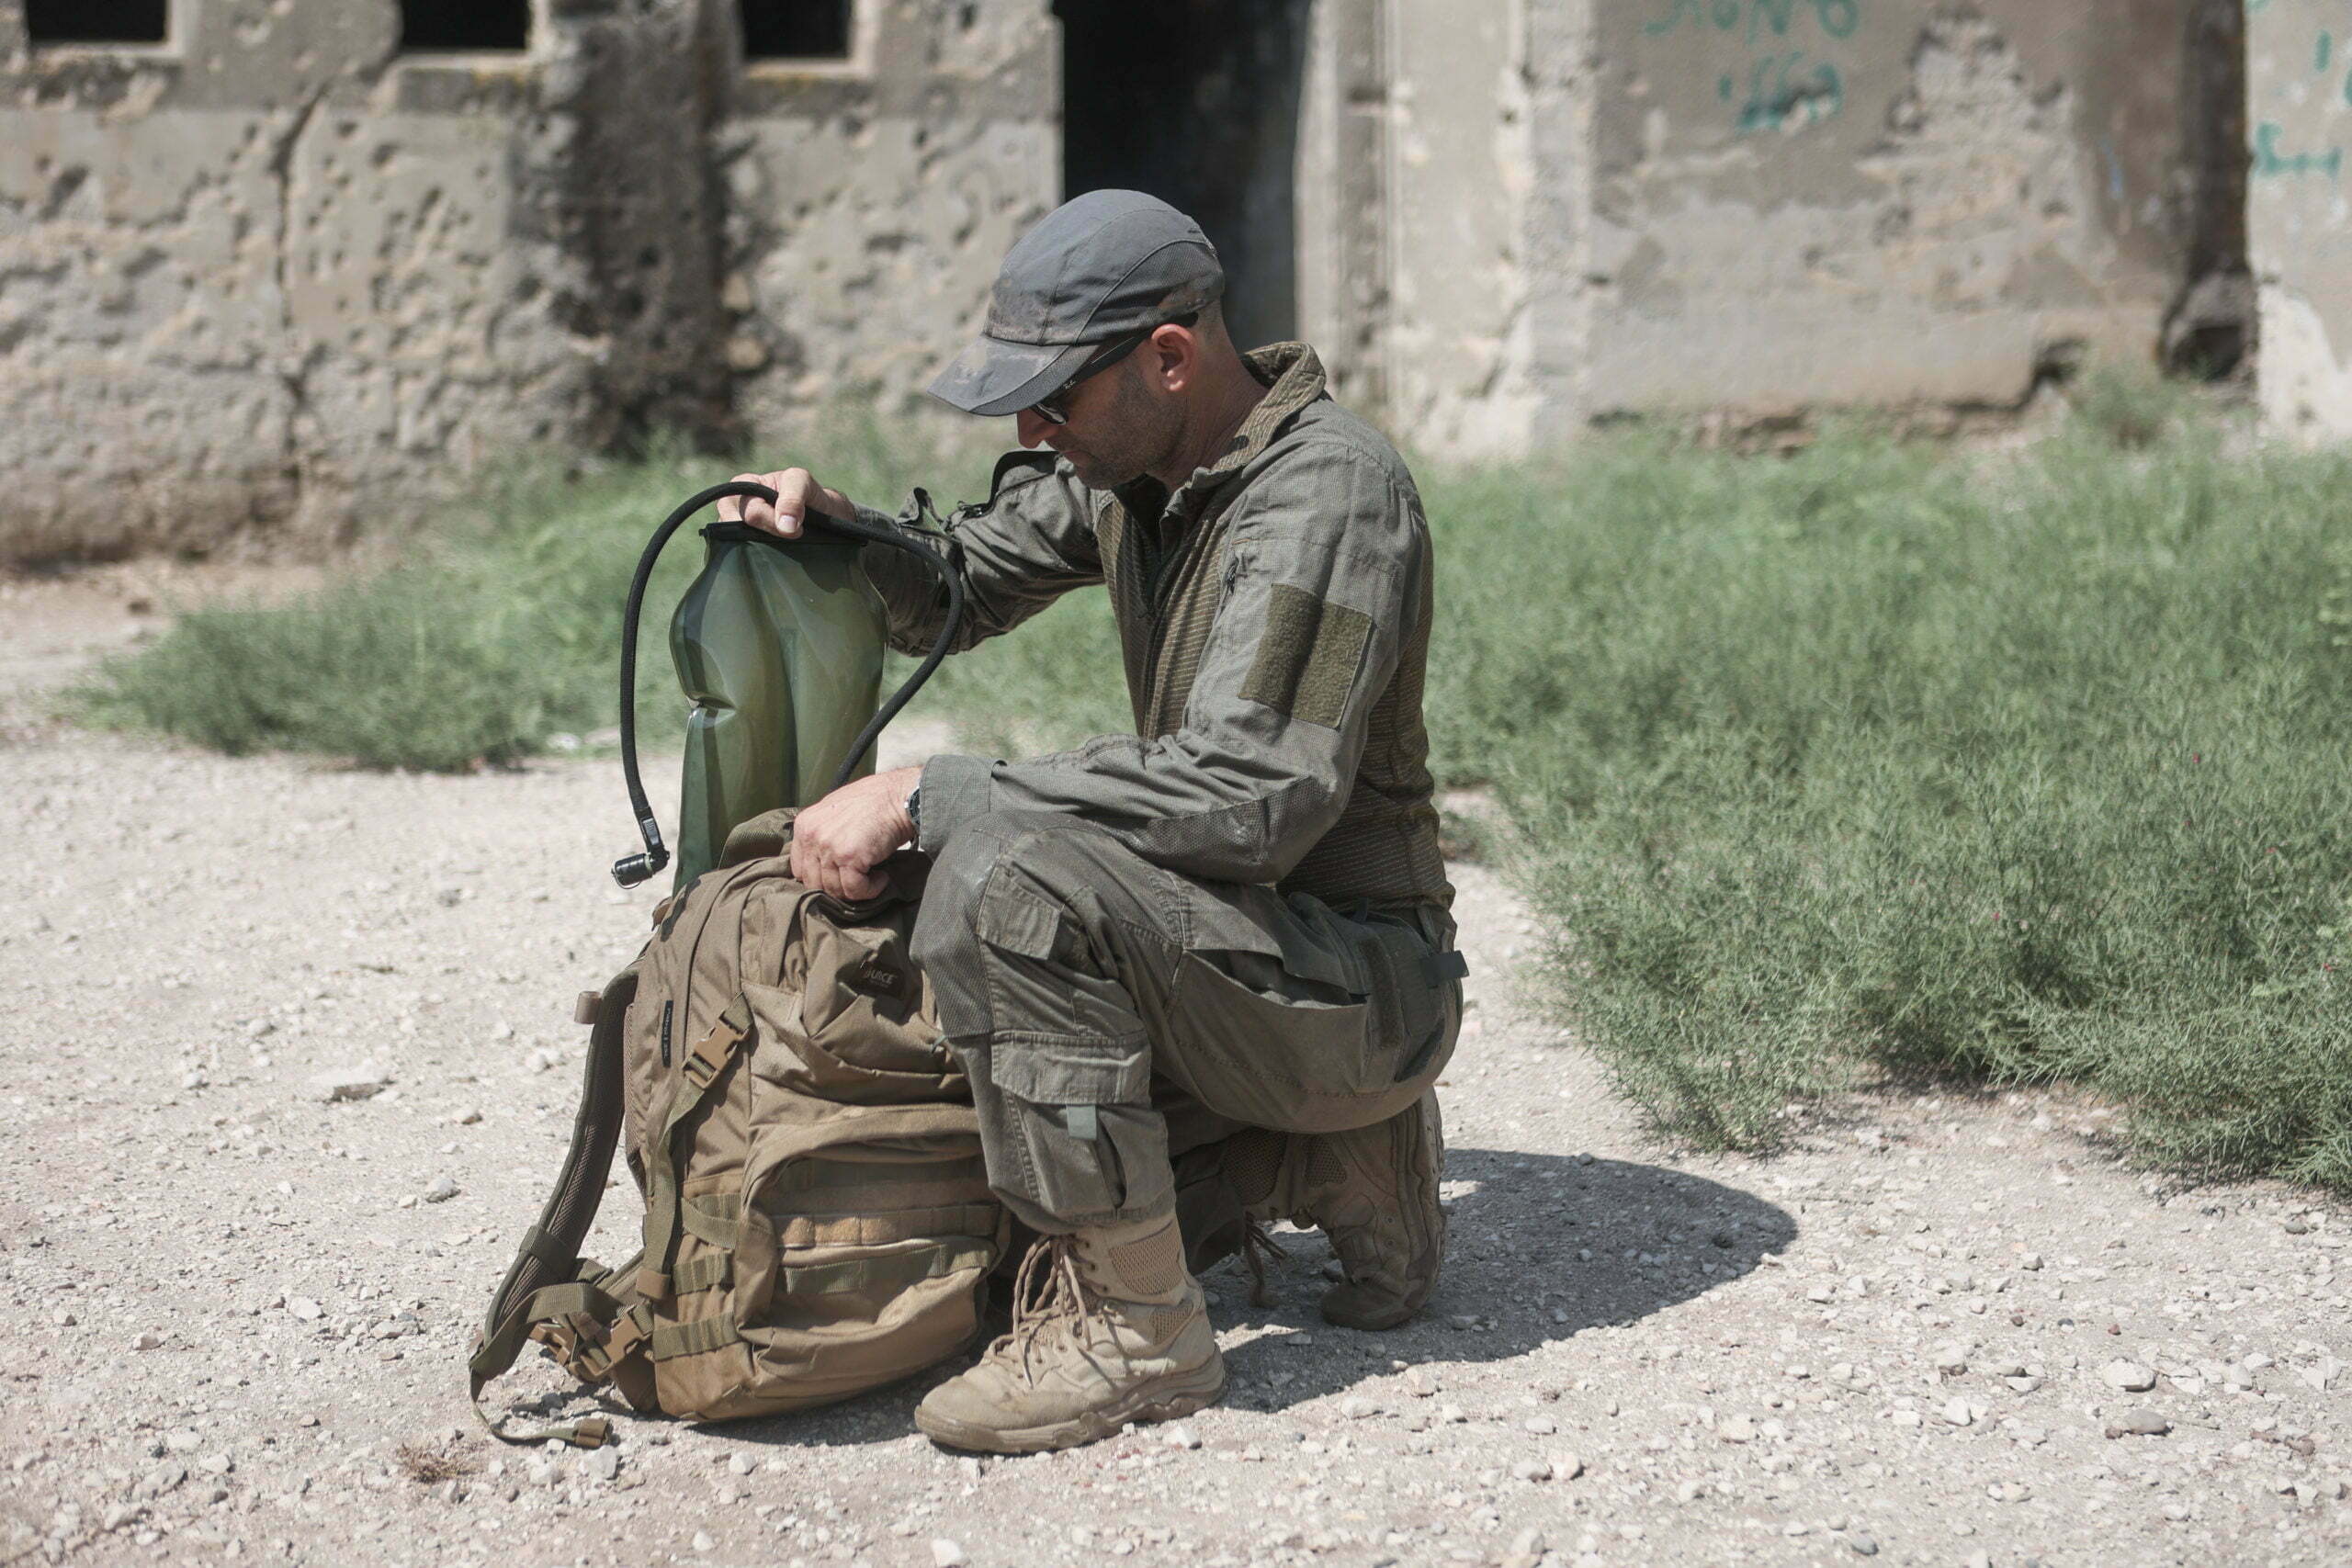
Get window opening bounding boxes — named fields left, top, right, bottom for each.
left=26, top=0, right=168, bottom=45
left=741, top=1, right=854, bottom=61
left=399, top=0, right=530, bottom=53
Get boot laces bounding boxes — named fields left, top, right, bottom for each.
left=1238, top=1220, right=1291, bottom=1308
left=994, top=1234, right=1106, bottom=1385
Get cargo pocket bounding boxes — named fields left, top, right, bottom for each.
left=1356, top=918, right=1453, bottom=1085
left=1165, top=951, right=1375, bottom=1133
left=989, top=1042, right=1166, bottom=1222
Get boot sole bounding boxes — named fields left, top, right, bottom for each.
left=914, top=1359, right=1227, bottom=1454
left=1319, top=1288, right=1430, bottom=1332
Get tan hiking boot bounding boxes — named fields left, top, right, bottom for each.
left=1225, top=1096, right=1445, bottom=1330
left=914, top=1213, right=1225, bottom=1453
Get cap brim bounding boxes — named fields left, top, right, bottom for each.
left=927, top=333, right=1096, bottom=417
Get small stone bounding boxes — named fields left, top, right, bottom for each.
left=582, top=1447, right=620, bottom=1483
left=1551, top=1450, right=1585, bottom=1480
left=1339, top=1397, right=1375, bottom=1419
left=51, top=1309, right=74, bottom=1327
left=1942, top=1398, right=1973, bottom=1427
left=1522, top=1416, right=1557, bottom=1435
left=1964, top=1553, right=1991, bottom=1568
left=287, top=1297, right=322, bottom=1322
left=2104, top=1409, right=2172, bottom=1438
left=196, top=1453, right=233, bottom=1476
left=308, top=1066, right=390, bottom=1103
left=1510, top=1460, right=1552, bottom=1482
left=1806, top=1282, right=1836, bottom=1303
left=1162, top=1424, right=1201, bottom=1450
left=422, top=1178, right=460, bottom=1204
left=1717, top=1416, right=1755, bottom=1443
left=2100, top=1360, right=2156, bottom=1393
left=130, top=1332, right=164, bottom=1351
left=1931, top=1345, right=1969, bottom=1374
left=1847, top=1535, right=1880, bottom=1557
left=2282, top=1217, right=2311, bottom=1235
left=931, top=1540, right=968, bottom=1568
left=690, top=1531, right=714, bottom=1552
left=1435, top=1404, right=1467, bottom=1424
left=2018, top=1253, right=2043, bottom=1270
left=455, top=1109, right=482, bottom=1125
left=1675, top=1479, right=1705, bottom=1503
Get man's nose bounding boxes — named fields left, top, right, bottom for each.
left=1014, top=408, right=1054, bottom=448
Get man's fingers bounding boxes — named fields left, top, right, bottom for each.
left=714, top=468, right=815, bottom=537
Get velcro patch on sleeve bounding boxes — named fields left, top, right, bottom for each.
left=1241, top=582, right=1373, bottom=729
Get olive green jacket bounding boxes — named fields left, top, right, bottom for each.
left=858, top=343, right=1451, bottom=911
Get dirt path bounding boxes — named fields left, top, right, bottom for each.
left=0, top=571, right=2343, bottom=1568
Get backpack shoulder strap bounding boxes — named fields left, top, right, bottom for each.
left=468, top=963, right=639, bottom=1447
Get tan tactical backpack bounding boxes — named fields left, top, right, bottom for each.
left=469, top=809, right=1007, bottom=1444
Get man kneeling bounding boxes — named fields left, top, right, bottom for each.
left=719, top=190, right=1464, bottom=1453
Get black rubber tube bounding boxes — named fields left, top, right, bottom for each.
left=610, top=480, right=964, bottom=887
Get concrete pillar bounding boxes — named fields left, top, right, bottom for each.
left=1295, top=0, right=1392, bottom=419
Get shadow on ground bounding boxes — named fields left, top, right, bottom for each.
left=523, top=1150, right=1794, bottom=1451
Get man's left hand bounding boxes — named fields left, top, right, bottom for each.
left=790, top=765, right=923, bottom=901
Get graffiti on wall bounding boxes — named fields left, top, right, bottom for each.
left=1642, top=0, right=1860, bottom=137
left=2251, top=0, right=2346, bottom=178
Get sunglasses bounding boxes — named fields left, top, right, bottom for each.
left=1027, top=312, right=1198, bottom=425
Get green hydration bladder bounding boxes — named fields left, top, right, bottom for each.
left=669, top=524, right=887, bottom=890
left=609, top=481, right=964, bottom=895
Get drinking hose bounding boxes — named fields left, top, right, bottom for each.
left=609, top=479, right=965, bottom=887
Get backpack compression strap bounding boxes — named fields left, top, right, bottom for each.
left=467, top=968, right=639, bottom=1447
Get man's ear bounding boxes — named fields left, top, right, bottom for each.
left=1148, top=321, right=1199, bottom=392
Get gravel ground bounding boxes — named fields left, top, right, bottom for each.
left=0, top=567, right=2346, bottom=1568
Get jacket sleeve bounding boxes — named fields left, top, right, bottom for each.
left=914, top=441, right=1423, bottom=886
left=855, top=450, right=1102, bottom=657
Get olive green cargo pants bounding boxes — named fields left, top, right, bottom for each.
left=910, top=810, right=1463, bottom=1235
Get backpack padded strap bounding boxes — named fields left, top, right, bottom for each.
left=469, top=964, right=639, bottom=1449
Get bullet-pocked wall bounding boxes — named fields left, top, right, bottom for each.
left=718, top=1, right=1056, bottom=441
left=0, top=1, right=1057, bottom=561
left=1306, top=0, right=2211, bottom=451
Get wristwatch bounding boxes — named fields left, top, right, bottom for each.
left=902, top=784, right=922, bottom=843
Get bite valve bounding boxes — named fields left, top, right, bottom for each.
left=611, top=819, right=669, bottom=887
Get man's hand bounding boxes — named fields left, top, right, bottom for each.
left=790, top=765, right=923, bottom=902
left=716, top=467, right=855, bottom=538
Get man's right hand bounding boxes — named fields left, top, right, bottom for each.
left=715, top=468, right=855, bottom=538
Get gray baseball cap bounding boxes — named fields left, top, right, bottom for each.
left=928, top=189, right=1226, bottom=417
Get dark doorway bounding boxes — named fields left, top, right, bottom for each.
left=26, top=0, right=167, bottom=44
left=398, top=0, right=528, bottom=52
left=1054, top=0, right=1309, bottom=353
left=2164, top=0, right=2253, bottom=380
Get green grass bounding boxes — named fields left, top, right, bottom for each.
left=1450, top=420, right=2352, bottom=1192
left=75, top=400, right=2352, bottom=1193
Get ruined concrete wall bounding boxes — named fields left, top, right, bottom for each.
left=1567, top=0, right=2195, bottom=423
left=1304, top=0, right=2202, bottom=452
left=2246, top=0, right=2352, bottom=437
left=720, top=0, right=1057, bottom=441
left=0, top=0, right=1054, bottom=561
